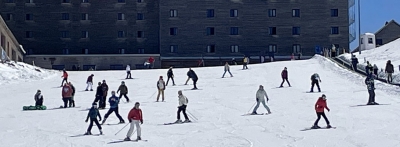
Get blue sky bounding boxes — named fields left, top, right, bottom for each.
left=350, top=0, right=400, bottom=50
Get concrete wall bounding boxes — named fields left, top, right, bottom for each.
left=0, top=15, right=23, bottom=62
left=24, top=54, right=160, bottom=70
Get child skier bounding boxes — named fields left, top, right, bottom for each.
left=157, top=76, right=166, bottom=102
left=312, top=94, right=331, bottom=129
left=222, top=62, right=233, bottom=78
left=34, top=90, right=44, bottom=107
left=166, top=66, right=176, bottom=86
left=101, top=91, right=125, bottom=124
left=85, top=103, right=102, bottom=135
left=280, top=67, right=291, bottom=87
left=310, top=73, right=321, bottom=92
left=126, top=65, right=132, bottom=79
left=124, top=102, right=143, bottom=141
left=252, top=85, right=271, bottom=114
left=365, top=73, right=378, bottom=105
left=85, top=74, right=94, bottom=91
left=60, top=70, right=68, bottom=87
left=117, top=81, right=129, bottom=102
left=175, top=90, right=190, bottom=123
left=69, top=82, right=76, bottom=107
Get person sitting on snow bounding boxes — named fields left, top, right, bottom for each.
left=34, top=90, right=44, bottom=107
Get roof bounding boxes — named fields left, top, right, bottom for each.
left=375, top=20, right=400, bottom=35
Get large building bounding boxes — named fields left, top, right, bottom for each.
left=1, top=0, right=351, bottom=69
left=0, top=15, right=24, bottom=62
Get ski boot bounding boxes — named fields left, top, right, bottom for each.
left=99, top=130, right=103, bottom=135
left=85, top=89, right=88, bottom=91
left=90, top=89, right=93, bottom=91
left=124, top=137, right=131, bottom=141
left=327, top=125, right=332, bottom=128
left=311, top=125, right=321, bottom=129
left=175, top=119, right=182, bottom=123
left=119, top=120, right=125, bottom=124
left=251, top=112, right=257, bottom=115
left=137, top=136, right=141, bottom=141
left=84, top=131, right=92, bottom=135
left=183, top=119, right=191, bottom=123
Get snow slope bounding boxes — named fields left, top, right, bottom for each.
left=338, top=38, right=400, bottom=83
left=1, top=55, right=400, bottom=147
left=0, top=61, right=57, bottom=85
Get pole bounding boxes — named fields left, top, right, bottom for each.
left=115, top=123, right=130, bottom=135
left=186, top=110, right=198, bottom=121
left=358, top=0, right=361, bottom=54
left=247, top=101, right=257, bottom=114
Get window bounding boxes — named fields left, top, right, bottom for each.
left=25, top=14, right=33, bottom=20
left=292, top=27, right=300, bottom=35
left=25, top=31, right=33, bottom=38
left=82, top=0, right=89, bottom=3
left=292, top=9, right=300, bottom=17
left=62, top=0, right=70, bottom=3
left=230, top=9, right=238, bottom=17
left=269, top=27, right=277, bottom=35
left=63, top=48, right=69, bottom=54
left=376, top=39, right=383, bottom=45
left=138, top=48, right=145, bottom=54
left=230, top=27, right=239, bottom=35
left=368, top=38, right=373, bottom=44
left=268, top=44, right=277, bottom=52
left=61, top=31, right=69, bottom=38
left=331, top=27, right=339, bottom=34
left=268, top=9, right=276, bottom=17
left=117, top=13, right=125, bottom=20
left=331, top=9, right=338, bottom=17
left=6, top=13, right=13, bottom=20
left=170, top=27, right=177, bottom=35
left=231, top=45, right=239, bottom=53
left=81, top=13, right=89, bottom=20
left=61, top=13, right=70, bottom=20
left=137, top=31, right=144, bottom=38
left=118, top=31, right=125, bottom=38
left=170, top=45, right=178, bottom=53
left=26, top=0, right=34, bottom=3
left=119, top=48, right=125, bottom=54
left=118, top=0, right=125, bottom=3
left=6, top=0, right=14, bottom=3
left=137, top=0, right=142, bottom=3
left=81, top=31, right=88, bottom=38
left=82, top=48, right=89, bottom=54
left=293, top=44, right=301, bottom=53
left=207, top=45, right=215, bottom=53
left=206, top=27, right=215, bottom=35
left=137, top=13, right=144, bottom=20
left=207, top=9, right=214, bottom=18
left=361, top=38, right=363, bottom=44
left=170, top=9, right=177, bottom=17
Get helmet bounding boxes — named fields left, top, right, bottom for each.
left=102, top=80, right=106, bottom=83
left=121, top=81, right=125, bottom=84
left=37, top=90, right=41, bottom=93
left=322, top=94, right=327, bottom=100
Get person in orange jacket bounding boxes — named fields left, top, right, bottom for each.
left=124, top=102, right=143, bottom=141
left=312, top=94, right=331, bottom=129
left=60, top=70, right=68, bottom=87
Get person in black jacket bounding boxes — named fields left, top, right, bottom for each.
left=385, top=60, right=394, bottom=83
left=365, top=73, right=378, bottom=105
left=188, top=68, right=198, bottom=90
left=351, top=55, right=359, bottom=72
left=85, top=103, right=102, bottom=135
left=34, top=90, right=44, bottom=107
left=94, top=82, right=103, bottom=106
left=166, top=66, right=176, bottom=86
left=184, top=69, right=191, bottom=85
left=69, top=82, right=76, bottom=107
left=100, top=80, right=109, bottom=109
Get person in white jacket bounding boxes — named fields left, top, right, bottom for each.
left=126, top=65, right=131, bottom=79
left=156, top=76, right=166, bottom=102
left=222, top=62, right=233, bottom=78
left=175, top=90, right=190, bottom=123
left=252, top=85, right=271, bottom=114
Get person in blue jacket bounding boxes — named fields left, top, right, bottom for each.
left=101, top=91, right=125, bottom=124
left=85, top=103, right=102, bottom=135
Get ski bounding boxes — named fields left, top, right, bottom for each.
left=350, top=103, right=389, bottom=107
left=163, top=121, right=192, bottom=125
left=241, top=113, right=269, bottom=116
left=301, top=126, right=336, bottom=131
left=183, top=89, right=202, bottom=91
left=305, top=91, right=323, bottom=93
left=69, top=134, right=102, bottom=137
left=108, top=139, right=148, bottom=144
left=105, top=123, right=125, bottom=126
left=48, top=106, right=81, bottom=110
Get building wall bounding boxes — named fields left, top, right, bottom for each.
left=159, top=0, right=349, bottom=57
left=375, top=22, right=400, bottom=46
left=0, top=15, right=23, bottom=62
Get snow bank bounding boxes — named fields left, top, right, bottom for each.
left=0, top=61, right=57, bottom=85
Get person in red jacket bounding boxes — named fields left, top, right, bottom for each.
left=124, top=102, right=143, bottom=141
left=60, top=70, right=68, bottom=87
left=279, top=67, right=291, bottom=87
left=148, top=56, right=155, bottom=69
left=61, top=83, right=73, bottom=108
left=312, top=94, right=331, bottom=129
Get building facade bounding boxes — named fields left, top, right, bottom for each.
left=0, top=15, right=24, bottom=62
left=375, top=20, right=400, bottom=46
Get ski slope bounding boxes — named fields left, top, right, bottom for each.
left=1, top=55, right=400, bottom=147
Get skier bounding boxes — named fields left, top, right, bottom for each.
left=279, top=67, right=291, bottom=87
left=231, top=58, right=237, bottom=65
left=34, top=90, right=44, bottom=107
left=126, top=65, right=132, bottom=79
left=85, top=74, right=94, bottom=91
left=148, top=56, right=155, bottom=69
left=243, top=56, right=249, bottom=70
left=69, top=82, right=76, bottom=107
left=100, top=80, right=109, bottom=109
left=385, top=60, right=394, bottom=83
left=94, top=82, right=103, bottom=106
left=365, top=61, right=373, bottom=75
left=117, top=81, right=129, bottom=102
left=124, top=102, right=143, bottom=141
left=365, top=73, right=378, bottom=105
left=60, top=70, right=68, bottom=87
left=85, top=103, right=102, bottom=135
left=156, top=76, right=166, bottom=102
left=166, top=66, right=176, bottom=86
left=222, top=62, right=233, bottom=78
left=310, top=73, right=321, bottom=92
left=351, top=55, right=359, bottom=72
left=184, top=68, right=191, bottom=85
left=175, top=90, right=190, bottom=123
left=312, top=94, right=331, bottom=129
left=61, top=83, right=73, bottom=108
left=373, top=64, right=378, bottom=75
left=252, top=85, right=271, bottom=114
left=188, top=68, right=198, bottom=89
left=101, top=91, right=125, bottom=124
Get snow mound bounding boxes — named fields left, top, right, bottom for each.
left=0, top=61, right=57, bottom=85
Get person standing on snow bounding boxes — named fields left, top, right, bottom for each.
left=148, top=56, right=155, bottom=69
left=242, top=56, right=249, bottom=70
left=117, top=81, right=129, bottom=102
left=101, top=91, right=125, bottom=125
left=279, top=67, right=291, bottom=87
left=312, top=94, right=331, bottom=129
left=373, top=64, right=378, bottom=75
left=84, top=103, right=102, bottom=135
left=100, top=80, right=109, bottom=109
left=365, top=73, right=378, bottom=105
left=124, top=102, right=143, bottom=141
left=156, top=76, right=166, bottom=102
left=385, top=60, right=394, bottom=83
left=61, top=83, right=73, bottom=108
left=365, top=61, right=373, bottom=75
left=187, top=68, right=198, bottom=89
left=184, top=68, right=192, bottom=85
left=94, top=82, right=103, bottom=106
left=69, top=82, right=76, bottom=107
left=175, top=90, right=190, bottom=123
left=310, top=73, right=321, bottom=92
left=126, top=65, right=132, bottom=79
left=166, top=66, right=176, bottom=86
left=34, top=90, right=44, bottom=107
left=85, top=74, right=94, bottom=91
left=60, top=70, right=68, bottom=87
left=222, top=62, right=233, bottom=78
left=252, top=85, right=271, bottom=115
left=351, top=55, right=359, bottom=72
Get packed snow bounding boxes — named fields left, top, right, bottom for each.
left=338, top=38, right=400, bottom=83
left=0, top=61, right=57, bottom=85
left=1, top=55, right=400, bottom=147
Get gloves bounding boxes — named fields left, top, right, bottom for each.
left=129, top=119, right=132, bottom=123
left=99, top=118, right=102, bottom=121
left=256, top=98, right=259, bottom=102
left=327, top=109, right=330, bottom=112
left=267, top=98, right=269, bottom=102
left=85, top=119, right=88, bottom=122
left=320, top=80, right=322, bottom=83
left=140, top=120, right=143, bottom=124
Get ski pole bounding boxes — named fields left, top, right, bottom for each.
left=186, top=110, right=198, bottom=121
left=115, top=123, right=130, bottom=135
left=247, top=101, right=257, bottom=114
left=149, top=91, right=156, bottom=99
